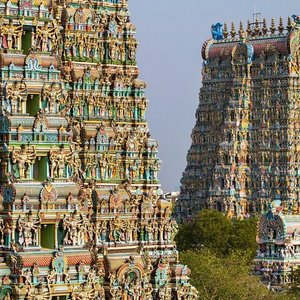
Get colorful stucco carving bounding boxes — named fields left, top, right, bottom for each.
left=176, top=17, right=300, bottom=223
left=0, top=0, right=197, bottom=299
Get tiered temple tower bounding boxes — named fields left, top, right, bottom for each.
left=176, top=16, right=300, bottom=222
left=0, top=0, right=197, bottom=299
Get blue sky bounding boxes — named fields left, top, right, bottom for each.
left=129, top=0, right=300, bottom=192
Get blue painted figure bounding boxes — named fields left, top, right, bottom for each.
left=211, top=23, right=224, bottom=40
left=246, top=44, right=254, bottom=64
left=292, top=15, right=300, bottom=26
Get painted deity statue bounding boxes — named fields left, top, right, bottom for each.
left=1, top=19, right=24, bottom=50
left=11, top=145, right=36, bottom=179
left=17, top=212, right=41, bottom=247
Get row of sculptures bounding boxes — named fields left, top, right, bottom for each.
left=4, top=78, right=147, bottom=117
left=0, top=19, right=59, bottom=52
left=63, top=8, right=134, bottom=37
left=10, top=144, right=160, bottom=181
left=64, top=35, right=138, bottom=62
left=3, top=252, right=198, bottom=300
left=0, top=12, right=138, bottom=56
left=12, top=210, right=178, bottom=247
left=69, top=95, right=147, bottom=120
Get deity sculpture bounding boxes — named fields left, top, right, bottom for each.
left=6, top=81, right=27, bottom=114
left=49, top=145, right=74, bottom=178
left=63, top=211, right=85, bottom=246
left=35, top=21, right=59, bottom=52
left=11, top=145, right=36, bottom=179
left=17, top=212, right=41, bottom=247
left=42, top=83, right=65, bottom=114
left=1, top=19, right=24, bottom=50
left=109, top=216, right=124, bottom=242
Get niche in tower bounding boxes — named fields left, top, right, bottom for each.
left=26, top=94, right=39, bottom=116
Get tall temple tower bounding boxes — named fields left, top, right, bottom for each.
left=0, top=0, right=197, bottom=299
left=176, top=16, right=300, bottom=222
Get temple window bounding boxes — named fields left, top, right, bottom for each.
left=26, top=95, right=40, bottom=116
left=40, top=224, right=55, bottom=249
left=22, top=29, right=32, bottom=55
left=33, top=157, right=48, bottom=181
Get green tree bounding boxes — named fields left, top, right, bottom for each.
left=176, top=210, right=296, bottom=299
left=180, top=249, right=293, bottom=300
left=229, top=217, right=258, bottom=262
left=176, top=209, right=232, bottom=254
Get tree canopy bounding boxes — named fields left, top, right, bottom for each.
left=176, top=209, right=258, bottom=258
left=176, top=209, right=295, bottom=300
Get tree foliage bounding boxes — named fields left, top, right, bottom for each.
left=180, top=249, right=292, bottom=300
left=176, top=209, right=258, bottom=258
left=176, top=209, right=294, bottom=300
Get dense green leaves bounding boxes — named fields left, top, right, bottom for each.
left=180, top=249, right=291, bottom=300
left=176, top=209, right=258, bottom=257
left=176, top=209, right=294, bottom=300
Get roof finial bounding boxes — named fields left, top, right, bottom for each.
left=224, top=22, right=228, bottom=38
left=254, top=17, right=260, bottom=36
left=278, top=16, right=284, bottom=34
left=270, top=17, right=276, bottom=34
left=246, top=20, right=252, bottom=36
left=287, top=16, right=292, bottom=32
left=262, top=18, right=268, bottom=35
left=239, top=21, right=245, bottom=38
left=230, top=22, right=236, bottom=38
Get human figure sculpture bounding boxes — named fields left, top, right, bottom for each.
left=35, top=21, right=58, bottom=52
left=12, top=145, right=36, bottom=179
left=17, top=212, right=41, bottom=247
left=3, top=19, right=24, bottom=49
left=6, top=81, right=27, bottom=114
left=63, top=211, right=84, bottom=246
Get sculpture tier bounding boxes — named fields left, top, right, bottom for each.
left=0, top=0, right=197, bottom=299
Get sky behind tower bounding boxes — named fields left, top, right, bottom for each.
left=129, top=0, right=300, bottom=192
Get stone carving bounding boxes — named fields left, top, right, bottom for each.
left=6, top=81, right=27, bottom=114
left=1, top=19, right=24, bottom=50
left=49, top=145, right=74, bottom=178
left=40, top=181, right=58, bottom=206
left=26, top=284, right=51, bottom=300
left=62, top=211, right=87, bottom=246
left=42, top=83, right=65, bottom=114
left=34, top=21, right=59, bottom=52
left=0, top=1, right=196, bottom=298
left=11, top=145, right=36, bottom=179
left=17, top=211, right=41, bottom=247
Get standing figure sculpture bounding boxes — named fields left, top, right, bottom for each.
left=17, top=212, right=41, bottom=247
left=11, top=145, right=36, bottom=179
left=2, top=19, right=24, bottom=50
left=35, top=21, right=59, bottom=52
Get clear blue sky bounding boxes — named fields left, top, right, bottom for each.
left=129, top=0, right=300, bottom=192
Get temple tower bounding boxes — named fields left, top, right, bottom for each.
left=0, top=0, right=197, bottom=299
left=176, top=16, right=300, bottom=222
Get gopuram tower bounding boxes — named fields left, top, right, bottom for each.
left=176, top=16, right=300, bottom=222
left=0, top=0, right=197, bottom=299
